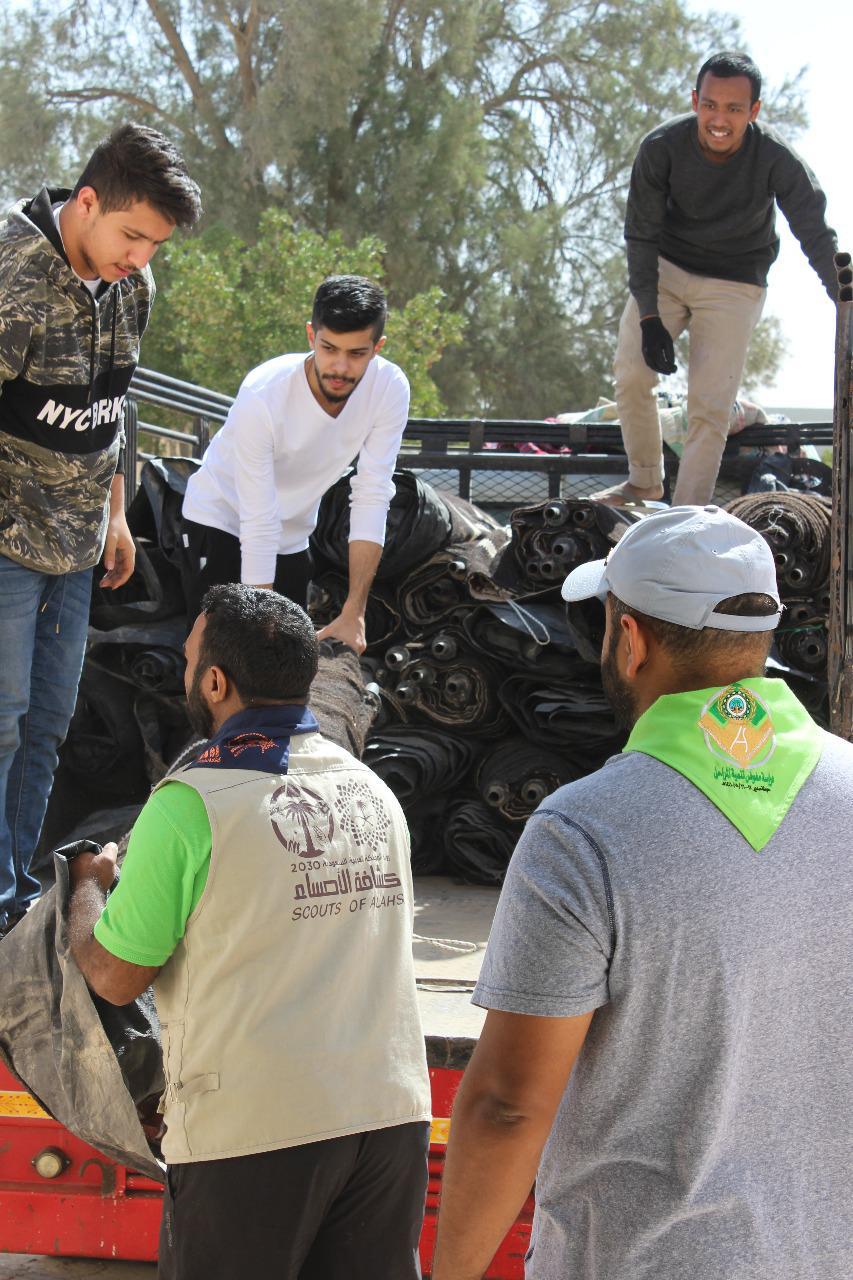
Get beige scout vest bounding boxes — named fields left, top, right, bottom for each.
left=153, top=730, right=431, bottom=1164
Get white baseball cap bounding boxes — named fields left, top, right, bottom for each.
left=561, top=506, right=782, bottom=632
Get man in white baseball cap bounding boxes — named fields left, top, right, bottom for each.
left=433, top=505, right=853, bottom=1280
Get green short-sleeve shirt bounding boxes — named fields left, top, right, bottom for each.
left=94, top=781, right=212, bottom=967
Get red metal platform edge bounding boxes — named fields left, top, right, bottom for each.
left=0, top=1062, right=531, bottom=1275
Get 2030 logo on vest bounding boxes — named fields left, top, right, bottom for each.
left=269, top=780, right=335, bottom=860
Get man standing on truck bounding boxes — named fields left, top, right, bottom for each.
left=432, top=506, right=853, bottom=1279
left=596, top=50, right=838, bottom=507
left=0, top=124, right=201, bottom=940
left=180, top=274, right=410, bottom=654
left=68, top=584, right=431, bottom=1280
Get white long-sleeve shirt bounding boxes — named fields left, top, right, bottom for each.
left=182, top=352, right=410, bottom=585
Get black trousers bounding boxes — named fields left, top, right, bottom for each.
left=181, top=517, right=313, bottom=625
left=158, top=1121, right=430, bottom=1280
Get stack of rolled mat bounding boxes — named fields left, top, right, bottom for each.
left=375, top=627, right=510, bottom=736
left=491, top=497, right=640, bottom=596
left=312, top=487, right=631, bottom=884
left=725, top=492, right=831, bottom=678
left=40, top=464, right=629, bottom=890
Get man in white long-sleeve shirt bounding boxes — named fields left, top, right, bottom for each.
left=181, top=275, right=409, bottom=653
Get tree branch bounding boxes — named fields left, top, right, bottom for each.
left=211, top=0, right=259, bottom=108
left=144, top=0, right=233, bottom=151
left=46, top=87, right=170, bottom=120
left=481, top=54, right=568, bottom=115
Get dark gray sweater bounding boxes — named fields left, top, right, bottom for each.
left=625, top=114, right=838, bottom=317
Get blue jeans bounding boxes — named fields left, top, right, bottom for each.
left=0, top=555, right=92, bottom=925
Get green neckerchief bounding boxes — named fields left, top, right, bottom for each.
left=624, top=678, right=824, bottom=852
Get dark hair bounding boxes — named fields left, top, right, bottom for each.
left=198, top=584, right=318, bottom=702
left=72, top=123, right=202, bottom=228
left=609, top=591, right=778, bottom=669
left=312, top=275, right=387, bottom=341
left=696, top=52, right=762, bottom=104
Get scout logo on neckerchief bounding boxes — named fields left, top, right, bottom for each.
left=698, top=683, right=775, bottom=769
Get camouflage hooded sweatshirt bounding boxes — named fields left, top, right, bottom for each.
left=0, top=186, right=154, bottom=574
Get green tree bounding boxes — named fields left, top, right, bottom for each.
left=0, top=0, right=808, bottom=415
left=145, top=210, right=463, bottom=414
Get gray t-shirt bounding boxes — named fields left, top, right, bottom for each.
left=475, top=733, right=853, bottom=1280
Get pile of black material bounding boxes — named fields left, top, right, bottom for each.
left=41, top=463, right=631, bottom=889
left=36, top=465, right=382, bottom=879
left=726, top=493, right=832, bottom=679
left=313, top=481, right=635, bottom=884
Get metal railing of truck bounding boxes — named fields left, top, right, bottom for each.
left=126, top=366, right=833, bottom=508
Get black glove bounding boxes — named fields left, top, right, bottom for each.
left=640, top=316, right=677, bottom=375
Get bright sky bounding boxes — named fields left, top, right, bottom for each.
left=686, top=0, right=850, bottom=413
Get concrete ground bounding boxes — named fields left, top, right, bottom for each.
left=0, top=1260, right=153, bottom=1278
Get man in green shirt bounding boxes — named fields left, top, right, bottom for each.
left=68, top=584, right=431, bottom=1280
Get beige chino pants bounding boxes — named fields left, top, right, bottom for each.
left=613, top=257, right=767, bottom=505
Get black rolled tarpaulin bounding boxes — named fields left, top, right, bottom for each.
left=403, top=796, right=452, bottom=875
left=363, top=727, right=479, bottom=807
left=397, top=529, right=513, bottom=633
left=476, top=736, right=577, bottom=822
left=563, top=596, right=608, bottom=665
left=134, top=692, right=193, bottom=785
left=774, top=598, right=828, bottom=674
left=86, top=619, right=187, bottom=695
left=497, top=670, right=623, bottom=764
left=60, top=666, right=148, bottom=790
left=442, top=797, right=519, bottom=886
left=310, top=469, right=453, bottom=583
left=379, top=627, right=510, bottom=736
left=491, top=497, right=640, bottom=597
left=462, top=601, right=579, bottom=673
left=89, top=541, right=185, bottom=630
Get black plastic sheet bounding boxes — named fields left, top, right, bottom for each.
left=127, top=456, right=200, bottom=568
left=90, top=541, right=185, bottom=630
left=311, top=469, right=454, bottom=582
left=497, top=670, right=622, bottom=763
left=363, top=727, right=478, bottom=807
left=744, top=450, right=832, bottom=496
left=462, top=601, right=579, bottom=673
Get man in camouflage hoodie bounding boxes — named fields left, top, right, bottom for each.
left=0, top=123, right=201, bottom=937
